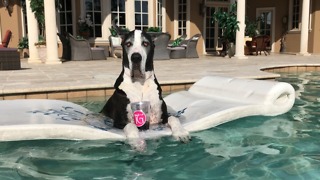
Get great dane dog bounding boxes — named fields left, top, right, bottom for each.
left=101, top=30, right=190, bottom=150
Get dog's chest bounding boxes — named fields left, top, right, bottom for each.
left=119, top=76, right=160, bottom=103
left=119, top=74, right=163, bottom=124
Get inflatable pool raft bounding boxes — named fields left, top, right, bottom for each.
left=0, top=76, right=295, bottom=141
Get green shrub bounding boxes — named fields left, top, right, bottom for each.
left=17, top=36, right=29, bottom=49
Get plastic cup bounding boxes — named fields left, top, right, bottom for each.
left=130, top=101, right=150, bottom=130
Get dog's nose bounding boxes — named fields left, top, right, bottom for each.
left=131, top=53, right=142, bottom=63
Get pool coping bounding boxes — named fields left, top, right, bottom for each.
left=1, top=55, right=320, bottom=100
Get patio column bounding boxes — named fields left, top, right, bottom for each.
left=299, top=0, right=311, bottom=56
left=234, top=0, right=247, bottom=59
left=44, top=0, right=61, bottom=64
left=126, top=0, right=135, bottom=30
left=26, top=0, right=41, bottom=63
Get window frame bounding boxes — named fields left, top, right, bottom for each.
left=156, top=0, right=163, bottom=31
left=289, top=0, right=301, bottom=31
left=288, top=0, right=312, bottom=32
left=111, top=0, right=126, bottom=29
left=82, top=0, right=103, bottom=38
left=174, top=0, right=190, bottom=39
left=57, top=0, right=75, bottom=35
left=134, top=0, right=149, bottom=31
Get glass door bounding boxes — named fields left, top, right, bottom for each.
left=205, top=6, right=228, bottom=53
left=256, top=8, right=275, bottom=52
left=258, top=11, right=272, bottom=36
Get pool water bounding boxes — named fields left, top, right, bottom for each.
left=1, top=72, right=320, bottom=179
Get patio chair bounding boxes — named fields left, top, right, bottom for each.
left=168, top=34, right=201, bottom=59
left=246, top=35, right=271, bottom=56
left=0, top=30, right=12, bottom=48
left=68, top=34, right=106, bottom=60
left=57, top=32, right=71, bottom=60
left=184, top=34, right=201, bottom=58
left=153, top=33, right=171, bottom=60
left=109, top=35, right=122, bottom=58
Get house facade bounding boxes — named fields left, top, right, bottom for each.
left=0, top=0, right=318, bottom=64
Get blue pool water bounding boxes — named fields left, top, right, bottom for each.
left=1, top=72, right=320, bottom=179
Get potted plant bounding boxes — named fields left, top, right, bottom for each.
left=245, top=17, right=261, bottom=37
left=34, top=35, right=46, bottom=46
left=147, top=27, right=161, bottom=32
left=17, top=36, right=29, bottom=58
left=109, top=26, right=118, bottom=37
left=213, top=3, right=239, bottom=57
left=78, top=14, right=93, bottom=38
left=146, top=27, right=162, bottom=39
left=34, top=35, right=47, bottom=61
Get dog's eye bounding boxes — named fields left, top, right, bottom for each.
left=142, top=41, right=149, bottom=47
left=125, top=42, right=132, bottom=48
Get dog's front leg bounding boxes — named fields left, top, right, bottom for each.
left=124, top=123, right=146, bottom=151
left=168, top=116, right=190, bottom=143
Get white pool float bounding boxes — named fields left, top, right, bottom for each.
left=0, top=76, right=295, bottom=141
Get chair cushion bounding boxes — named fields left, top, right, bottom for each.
left=167, top=46, right=185, bottom=50
left=170, top=35, right=187, bottom=47
left=91, top=47, right=106, bottom=60
left=1, top=30, right=12, bottom=48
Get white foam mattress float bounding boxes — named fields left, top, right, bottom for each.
left=0, top=76, right=295, bottom=141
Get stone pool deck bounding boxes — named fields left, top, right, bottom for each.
left=0, top=53, right=320, bottom=100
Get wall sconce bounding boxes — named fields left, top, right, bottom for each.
left=2, top=0, right=13, bottom=16
left=282, top=16, right=288, bottom=24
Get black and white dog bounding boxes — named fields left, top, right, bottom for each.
left=101, top=30, right=190, bottom=150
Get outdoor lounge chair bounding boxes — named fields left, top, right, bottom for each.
left=68, top=34, right=106, bottom=60
left=168, top=34, right=201, bottom=59
left=246, top=35, right=271, bottom=56
left=0, top=30, right=12, bottom=48
left=153, top=33, right=171, bottom=60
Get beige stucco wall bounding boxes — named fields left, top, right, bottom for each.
left=309, top=0, right=320, bottom=54
left=0, top=2, right=23, bottom=49
left=165, top=0, right=174, bottom=39
left=285, top=33, right=301, bottom=52
left=189, top=0, right=204, bottom=55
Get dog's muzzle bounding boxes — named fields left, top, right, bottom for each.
left=131, top=53, right=145, bottom=81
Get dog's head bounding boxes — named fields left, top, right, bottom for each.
left=122, top=30, right=154, bottom=83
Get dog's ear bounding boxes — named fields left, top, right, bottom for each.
left=121, top=30, right=135, bottom=47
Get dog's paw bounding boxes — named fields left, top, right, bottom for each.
left=128, top=138, right=147, bottom=152
left=172, top=128, right=191, bottom=143
left=124, top=123, right=147, bottom=152
left=168, top=116, right=191, bottom=143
